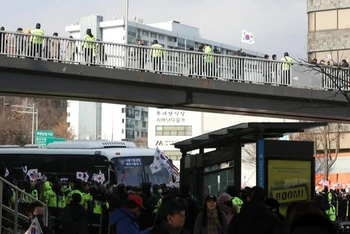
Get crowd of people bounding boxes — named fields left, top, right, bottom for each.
left=0, top=156, right=342, bottom=234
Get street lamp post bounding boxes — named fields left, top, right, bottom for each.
left=11, top=104, right=39, bottom=144
left=125, top=0, right=129, bottom=45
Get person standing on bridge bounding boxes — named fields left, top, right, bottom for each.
left=83, top=28, right=96, bottom=65
left=151, top=40, right=163, bottom=74
left=280, top=52, right=293, bottom=86
left=203, top=44, right=213, bottom=78
left=30, top=23, right=45, bottom=59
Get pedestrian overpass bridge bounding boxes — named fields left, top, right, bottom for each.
left=0, top=31, right=349, bottom=122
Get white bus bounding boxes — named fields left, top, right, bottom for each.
left=0, top=140, right=170, bottom=186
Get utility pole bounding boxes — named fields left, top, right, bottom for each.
left=125, top=0, right=129, bottom=44
left=11, top=104, right=38, bottom=144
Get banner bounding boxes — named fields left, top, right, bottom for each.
left=267, top=160, right=312, bottom=215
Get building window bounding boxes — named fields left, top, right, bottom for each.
left=122, top=108, right=125, bottom=113
left=122, top=119, right=124, bottom=123
left=141, top=132, right=148, bottom=138
left=164, top=150, right=181, bottom=161
left=126, top=129, right=135, bottom=139
left=151, top=33, right=157, bottom=38
left=315, top=10, right=337, bottom=31
left=126, top=119, right=135, bottom=129
left=142, top=122, right=147, bottom=128
left=178, top=38, right=185, bottom=49
left=67, top=112, right=71, bottom=117
left=155, top=125, right=192, bottom=136
left=159, top=35, right=164, bottom=40
left=67, top=122, right=71, bottom=127
left=168, top=37, right=173, bottom=42
left=126, top=108, right=135, bottom=118
left=186, top=40, right=195, bottom=50
left=128, top=26, right=137, bottom=37
left=308, top=12, right=315, bottom=32
left=122, top=129, right=124, bottom=134
left=135, top=110, right=140, bottom=117
left=315, top=51, right=338, bottom=63
left=142, top=31, right=149, bottom=36
left=338, top=9, right=350, bottom=29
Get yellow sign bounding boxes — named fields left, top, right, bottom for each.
left=272, top=185, right=307, bottom=204
left=267, top=160, right=311, bottom=215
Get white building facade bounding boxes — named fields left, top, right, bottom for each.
left=147, top=108, right=296, bottom=186
left=65, top=15, right=264, bottom=56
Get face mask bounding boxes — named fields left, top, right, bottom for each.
left=134, top=209, right=141, bottom=217
left=32, top=214, right=44, bottom=223
left=158, top=189, right=162, bottom=194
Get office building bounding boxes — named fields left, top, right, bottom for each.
left=65, top=14, right=264, bottom=56
left=307, top=0, right=350, bottom=62
left=67, top=101, right=148, bottom=141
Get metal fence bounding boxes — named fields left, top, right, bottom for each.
left=0, top=31, right=349, bottom=90
left=0, top=31, right=293, bottom=85
left=321, top=66, right=350, bottom=91
left=0, top=176, right=48, bottom=234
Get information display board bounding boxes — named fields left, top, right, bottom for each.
left=267, top=159, right=312, bottom=215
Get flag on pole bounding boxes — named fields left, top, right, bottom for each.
left=24, top=217, right=43, bottom=234
left=76, top=172, right=89, bottom=182
left=149, top=148, right=163, bottom=174
left=241, top=30, right=255, bottom=44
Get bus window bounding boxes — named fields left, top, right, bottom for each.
left=37, top=155, right=65, bottom=174
left=65, top=156, right=94, bottom=174
left=112, top=157, right=170, bottom=186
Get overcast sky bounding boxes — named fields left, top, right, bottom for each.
left=3, top=0, right=307, bottom=59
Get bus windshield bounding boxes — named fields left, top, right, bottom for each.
left=112, top=156, right=170, bottom=186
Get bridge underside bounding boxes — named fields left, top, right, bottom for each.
left=0, top=56, right=349, bottom=122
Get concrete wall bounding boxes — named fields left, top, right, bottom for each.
left=307, top=0, right=350, bottom=12
left=308, top=29, right=350, bottom=52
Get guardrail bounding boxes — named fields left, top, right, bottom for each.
left=0, top=176, right=48, bottom=234
left=0, top=31, right=349, bottom=91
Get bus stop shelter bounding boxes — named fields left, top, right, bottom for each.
left=174, top=122, right=327, bottom=203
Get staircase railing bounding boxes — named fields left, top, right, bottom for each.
left=0, top=176, right=48, bottom=234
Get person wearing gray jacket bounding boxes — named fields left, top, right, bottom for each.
left=194, top=195, right=228, bottom=234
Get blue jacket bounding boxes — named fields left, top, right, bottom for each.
left=110, top=208, right=150, bottom=234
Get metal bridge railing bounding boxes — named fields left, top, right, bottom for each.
left=0, top=31, right=349, bottom=90
left=0, top=176, right=48, bottom=234
left=0, top=31, right=293, bottom=86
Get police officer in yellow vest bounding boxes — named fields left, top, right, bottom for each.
left=226, top=185, right=244, bottom=213
left=280, top=52, right=293, bottom=85
left=30, top=23, right=44, bottom=58
left=43, top=181, right=57, bottom=208
left=83, top=28, right=96, bottom=65
left=151, top=40, right=163, bottom=73
left=58, top=180, right=72, bottom=209
left=326, top=202, right=336, bottom=222
left=203, top=44, right=214, bottom=77
left=325, top=190, right=336, bottom=222
left=66, top=179, right=87, bottom=207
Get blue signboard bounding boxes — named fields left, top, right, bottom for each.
left=118, top=158, right=143, bottom=167
left=257, top=140, right=265, bottom=188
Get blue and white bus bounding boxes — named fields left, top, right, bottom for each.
left=0, top=140, right=170, bottom=186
